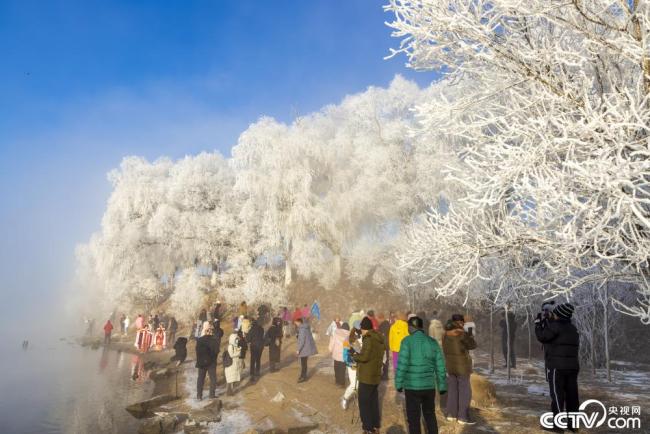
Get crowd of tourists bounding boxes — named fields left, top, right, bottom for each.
left=326, top=302, right=579, bottom=434
left=91, top=297, right=579, bottom=434
left=325, top=309, right=476, bottom=433
left=93, top=311, right=179, bottom=352
left=189, top=300, right=320, bottom=399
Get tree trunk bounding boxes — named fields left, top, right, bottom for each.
left=604, top=282, right=611, bottom=382
left=525, top=306, right=532, bottom=360
left=591, top=312, right=597, bottom=378
left=505, top=304, right=511, bottom=381
left=489, top=306, right=495, bottom=374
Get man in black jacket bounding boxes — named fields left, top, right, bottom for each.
left=265, top=317, right=283, bottom=372
left=535, top=303, right=579, bottom=432
left=247, top=318, right=265, bottom=382
left=196, top=324, right=219, bottom=400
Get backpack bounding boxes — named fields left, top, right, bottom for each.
left=222, top=349, right=233, bottom=368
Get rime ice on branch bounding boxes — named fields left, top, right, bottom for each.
left=387, top=0, right=650, bottom=323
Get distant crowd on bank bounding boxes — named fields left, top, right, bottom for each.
left=88, top=297, right=580, bottom=434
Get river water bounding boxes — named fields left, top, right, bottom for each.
left=0, top=339, right=154, bottom=434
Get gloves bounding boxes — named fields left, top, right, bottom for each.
left=439, top=390, right=447, bottom=395
left=534, top=313, right=542, bottom=324
left=397, top=388, right=403, bottom=393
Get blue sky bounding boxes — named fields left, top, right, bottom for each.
left=0, top=0, right=432, bottom=334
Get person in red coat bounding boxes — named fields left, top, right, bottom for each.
left=367, top=310, right=379, bottom=331
left=292, top=306, right=303, bottom=322
left=104, top=320, right=114, bottom=345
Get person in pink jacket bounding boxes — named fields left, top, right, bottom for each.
left=135, top=314, right=144, bottom=330
left=329, top=322, right=349, bottom=386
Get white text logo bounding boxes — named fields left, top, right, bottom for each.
left=540, top=399, right=642, bottom=430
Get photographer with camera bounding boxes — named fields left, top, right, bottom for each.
left=535, top=302, right=580, bottom=433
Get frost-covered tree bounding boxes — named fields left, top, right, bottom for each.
left=232, top=76, right=455, bottom=289
left=77, top=153, right=239, bottom=312
left=170, top=268, right=208, bottom=323
left=77, top=77, right=455, bottom=313
left=388, top=0, right=650, bottom=323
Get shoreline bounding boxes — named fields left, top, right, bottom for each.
left=78, top=333, right=190, bottom=430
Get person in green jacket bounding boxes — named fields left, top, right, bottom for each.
left=396, top=316, right=447, bottom=434
left=353, top=316, right=386, bottom=434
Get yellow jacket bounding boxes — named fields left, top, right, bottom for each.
left=389, top=319, right=409, bottom=353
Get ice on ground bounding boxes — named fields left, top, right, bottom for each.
left=182, top=366, right=226, bottom=409
left=610, top=392, right=646, bottom=400
left=254, top=416, right=275, bottom=431
left=271, top=391, right=285, bottom=403
left=526, top=384, right=548, bottom=396
left=206, top=409, right=252, bottom=433
left=587, top=368, right=650, bottom=389
left=290, top=406, right=315, bottom=424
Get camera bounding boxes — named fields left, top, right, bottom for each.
left=535, top=300, right=555, bottom=327
left=541, top=300, right=555, bottom=320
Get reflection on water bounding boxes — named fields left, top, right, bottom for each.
left=0, top=340, right=154, bottom=434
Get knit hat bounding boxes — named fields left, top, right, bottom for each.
left=553, top=303, right=575, bottom=319
left=360, top=316, right=373, bottom=331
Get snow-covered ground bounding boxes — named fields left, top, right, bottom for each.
left=471, top=350, right=650, bottom=431
left=181, top=362, right=253, bottom=432
left=205, top=410, right=253, bottom=434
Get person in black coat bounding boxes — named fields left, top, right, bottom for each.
left=265, top=317, right=283, bottom=372
left=195, top=325, right=219, bottom=400
left=247, top=319, right=265, bottom=381
left=535, top=303, right=579, bottom=433
left=258, top=304, right=270, bottom=325
left=170, top=337, right=188, bottom=366
left=237, top=328, right=248, bottom=358
left=212, top=318, right=224, bottom=343
left=212, top=301, right=222, bottom=322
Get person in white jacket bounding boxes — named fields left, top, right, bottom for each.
left=123, top=316, right=130, bottom=336
left=428, top=310, right=444, bottom=346
left=326, top=317, right=342, bottom=337
left=225, top=332, right=244, bottom=395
